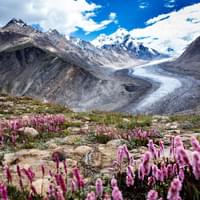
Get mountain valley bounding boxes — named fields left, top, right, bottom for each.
left=0, top=19, right=200, bottom=114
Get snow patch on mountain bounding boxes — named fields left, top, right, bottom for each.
left=92, top=28, right=162, bottom=60
left=92, top=28, right=130, bottom=47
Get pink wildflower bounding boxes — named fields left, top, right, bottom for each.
left=174, top=136, right=184, bottom=153
left=155, top=167, right=164, bottom=182
left=139, top=151, right=152, bottom=180
left=191, top=137, right=200, bottom=152
left=117, top=146, right=126, bottom=164
left=170, top=136, right=175, bottom=157
left=0, top=183, right=8, bottom=200
left=167, top=178, right=182, bottom=200
left=175, top=147, right=190, bottom=167
left=126, top=165, right=134, bottom=187
left=192, top=152, right=200, bottom=180
left=55, top=187, right=65, bottom=200
left=126, top=174, right=134, bottom=187
left=17, top=165, right=23, bottom=190
left=63, top=160, right=67, bottom=175
left=41, top=165, right=45, bottom=177
left=4, top=165, right=12, bottom=184
left=161, top=163, right=168, bottom=180
left=86, top=191, right=96, bottom=200
left=159, top=140, right=164, bottom=156
left=172, top=163, right=179, bottom=175
left=23, top=168, right=35, bottom=183
left=167, top=164, right=173, bottom=177
left=123, top=145, right=131, bottom=161
left=178, top=168, right=185, bottom=182
left=71, top=179, right=77, bottom=192
left=112, top=186, right=123, bottom=200
left=31, top=185, right=37, bottom=195
left=147, top=190, right=158, bottom=200
left=73, top=167, right=84, bottom=189
left=58, top=174, right=67, bottom=193
left=148, top=176, right=156, bottom=186
left=96, top=178, right=103, bottom=197
left=111, top=177, right=118, bottom=188
left=148, top=140, right=158, bottom=158
left=48, top=185, right=54, bottom=198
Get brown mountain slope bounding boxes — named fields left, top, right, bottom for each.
left=162, top=36, right=200, bottom=79
left=0, top=19, right=150, bottom=112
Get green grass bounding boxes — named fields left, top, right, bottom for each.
left=88, top=132, right=113, bottom=144
left=0, top=130, right=70, bottom=152
left=72, top=112, right=152, bottom=130
left=0, top=94, right=71, bottom=116
left=7, top=185, right=43, bottom=200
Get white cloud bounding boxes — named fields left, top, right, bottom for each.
left=109, top=12, right=118, bottom=25
left=130, top=3, right=200, bottom=55
left=0, top=0, right=117, bottom=35
left=109, top=12, right=117, bottom=20
left=164, top=0, right=176, bottom=8
left=138, top=0, right=149, bottom=9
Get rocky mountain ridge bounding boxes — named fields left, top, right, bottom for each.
left=92, top=28, right=164, bottom=60
left=0, top=19, right=151, bottom=112
left=161, top=35, right=200, bottom=79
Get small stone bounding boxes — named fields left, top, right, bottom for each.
left=47, top=143, right=58, bottom=149
left=152, top=115, right=169, bottom=122
left=3, top=153, right=18, bottom=165
left=166, top=122, right=179, bottom=130
left=82, top=116, right=91, bottom=121
left=123, top=118, right=130, bottom=122
left=98, top=144, right=117, bottom=168
left=19, top=127, right=39, bottom=138
left=168, top=129, right=181, bottom=134
left=106, top=139, right=126, bottom=147
left=62, top=135, right=82, bottom=145
left=74, top=146, right=92, bottom=156
left=81, top=124, right=89, bottom=132
left=67, top=127, right=81, bottom=133
left=3, top=149, right=50, bottom=165
left=152, top=119, right=158, bottom=123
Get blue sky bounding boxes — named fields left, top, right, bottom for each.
left=72, top=0, right=200, bottom=41
left=0, top=0, right=200, bottom=43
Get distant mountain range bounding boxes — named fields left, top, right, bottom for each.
left=0, top=18, right=200, bottom=113
left=0, top=18, right=151, bottom=111
left=92, top=28, right=163, bottom=60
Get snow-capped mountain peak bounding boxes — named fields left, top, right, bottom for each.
left=92, top=28, right=130, bottom=47
left=92, top=28, right=163, bottom=60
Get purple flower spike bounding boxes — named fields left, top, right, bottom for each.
left=96, top=178, right=103, bottom=197
left=192, top=151, right=200, bottom=180
left=86, top=191, right=96, bottom=200
left=147, top=190, right=158, bottom=200
left=167, top=178, right=182, bottom=200
left=112, top=186, right=123, bottom=200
